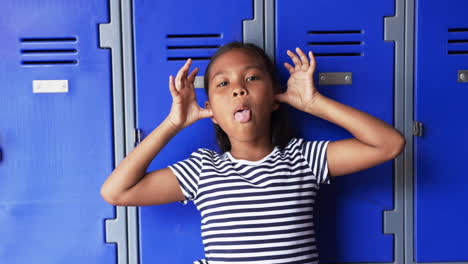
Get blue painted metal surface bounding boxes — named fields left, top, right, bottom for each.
left=0, top=1, right=115, bottom=263
left=415, top=0, right=468, bottom=261
left=132, top=0, right=253, bottom=263
left=276, top=0, right=395, bottom=262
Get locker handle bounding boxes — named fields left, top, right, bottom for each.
left=458, top=70, right=468, bottom=83
left=318, top=72, right=352, bottom=85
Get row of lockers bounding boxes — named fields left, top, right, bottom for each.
left=1, top=0, right=467, bottom=263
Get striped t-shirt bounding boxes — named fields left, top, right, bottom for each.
left=168, top=137, right=331, bottom=264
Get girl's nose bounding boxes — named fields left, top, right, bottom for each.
left=232, top=87, right=248, bottom=97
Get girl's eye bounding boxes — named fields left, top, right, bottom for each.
left=217, top=81, right=228, bottom=87
left=246, top=76, right=258, bottom=81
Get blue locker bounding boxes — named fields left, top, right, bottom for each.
left=0, top=1, right=115, bottom=263
left=276, top=0, right=395, bottom=262
left=415, top=0, right=468, bottom=261
left=132, top=0, right=253, bottom=263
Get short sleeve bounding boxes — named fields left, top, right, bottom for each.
left=168, top=149, right=204, bottom=205
left=298, top=139, right=331, bottom=185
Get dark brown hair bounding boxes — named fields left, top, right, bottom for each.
left=203, top=41, right=294, bottom=153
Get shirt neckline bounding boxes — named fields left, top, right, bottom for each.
left=225, top=146, right=279, bottom=165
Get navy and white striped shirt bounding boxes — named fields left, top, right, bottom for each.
left=169, top=138, right=331, bottom=264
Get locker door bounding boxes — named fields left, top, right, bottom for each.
left=276, top=0, right=395, bottom=262
left=0, top=1, right=114, bottom=263
left=132, top=1, right=253, bottom=263
left=415, top=0, right=468, bottom=261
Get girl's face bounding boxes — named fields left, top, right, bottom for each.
left=205, top=49, right=279, bottom=144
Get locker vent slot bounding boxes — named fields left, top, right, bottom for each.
left=22, top=60, right=77, bottom=65
left=307, top=30, right=363, bottom=57
left=167, top=34, right=221, bottom=38
left=448, top=28, right=468, bottom=55
left=308, top=30, right=362, bottom=34
left=20, top=37, right=77, bottom=42
left=167, top=45, right=220, bottom=50
left=20, top=37, right=78, bottom=66
left=166, top=34, right=221, bottom=61
left=448, top=28, right=468, bottom=32
left=21, top=49, right=77, bottom=54
left=167, top=57, right=213, bottom=61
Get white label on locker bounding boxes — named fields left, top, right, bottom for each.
left=194, top=76, right=204, bottom=89
left=33, top=80, right=69, bottom=93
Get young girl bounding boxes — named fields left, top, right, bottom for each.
left=101, top=42, right=405, bottom=264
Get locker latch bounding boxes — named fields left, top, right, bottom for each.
left=135, top=128, right=143, bottom=146
left=458, top=70, right=468, bottom=83
left=412, top=121, right=424, bottom=137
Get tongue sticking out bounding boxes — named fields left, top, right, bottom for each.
left=234, top=109, right=251, bottom=123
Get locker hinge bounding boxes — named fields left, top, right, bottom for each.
left=135, top=128, right=143, bottom=146
left=412, top=121, right=424, bottom=137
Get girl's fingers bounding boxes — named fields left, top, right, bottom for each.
left=296, top=47, right=309, bottom=71
left=181, top=59, right=194, bottom=89
left=287, top=50, right=302, bottom=70
left=181, top=58, right=191, bottom=81
left=175, top=59, right=191, bottom=90
left=308, top=51, right=316, bottom=73
left=284, top=62, right=295, bottom=74
left=175, top=67, right=183, bottom=90
left=168, top=75, right=178, bottom=96
left=187, top=67, right=199, bottom=85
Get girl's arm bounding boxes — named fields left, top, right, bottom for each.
left=276, top=48, right=405, bottom=177
left=100, top=59, right=212, bottom=206
left=304, top=93, right=405, bottom=177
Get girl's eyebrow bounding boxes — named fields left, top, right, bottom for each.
left=244, top=65, right=263, bottom=71
left=211, top=65, right=263, bottom=81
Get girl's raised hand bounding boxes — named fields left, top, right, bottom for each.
left=275, top=48, right=320, bottom=112
left=167, top=59, right=213, bottom=129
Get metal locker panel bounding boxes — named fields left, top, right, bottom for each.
left=132, top=0, right=253, bottom=263
left=415, top=0, right=468, bottom=261
left=0, top=1, right=114, bottom=264
left=276, top=0, right=395, bottom=262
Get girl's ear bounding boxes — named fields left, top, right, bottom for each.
left=273, top=100, right=280, bottom=111
left=272, top=96, right=280, bottom=111
left=205, top=101, right=219, bottom=124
